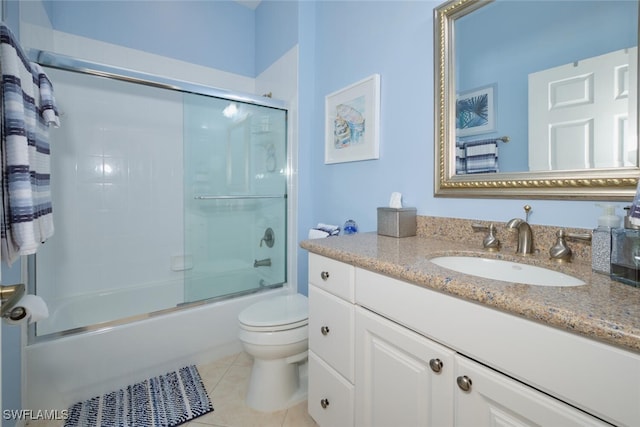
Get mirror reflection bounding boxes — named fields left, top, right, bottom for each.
left=454, top=0, right=638, bottom=176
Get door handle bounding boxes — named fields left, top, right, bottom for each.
left=0, top=283, right=25, bottom=318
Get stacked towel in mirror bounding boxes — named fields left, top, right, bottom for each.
left=308, top=223, right=340, bottom=239
left=455, top=139, right=498, bottom=174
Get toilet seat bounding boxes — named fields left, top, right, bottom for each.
left=239, top=294, right=308, bottom=332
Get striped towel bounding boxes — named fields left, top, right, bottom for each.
left=463, top=139, right=498, bottom=174
left=1, top=22, right=60, bottom=265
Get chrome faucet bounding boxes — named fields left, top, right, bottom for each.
left=507, top=205, right=534, bottom=255
left=254, top=258, right=272, bottom=268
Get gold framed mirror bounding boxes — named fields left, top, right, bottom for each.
left=434, top=0, right=640, bottom=200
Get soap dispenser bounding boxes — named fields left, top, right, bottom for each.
left=611, top=206, right=640, bottom=287
left=592, top=204, right=621, bottom=274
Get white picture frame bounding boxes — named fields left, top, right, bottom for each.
left=325, top=74, right=380, bottom=164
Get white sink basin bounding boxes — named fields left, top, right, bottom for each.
left=430, top=256, right=585, bottom=287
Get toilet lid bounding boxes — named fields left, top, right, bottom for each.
left=239, top=294, right=308, bottom=330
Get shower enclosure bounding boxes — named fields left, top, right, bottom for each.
left=30, top=53, right=288, bottom=338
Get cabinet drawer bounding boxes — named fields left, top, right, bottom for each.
left=309, top=285, right=355, bottom=382
left=309, top=253, right=355, bottom=302
left=308, top=351, right=354, bottom=427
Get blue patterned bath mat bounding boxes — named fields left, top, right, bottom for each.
left=64, top=365, right=213, bottom=427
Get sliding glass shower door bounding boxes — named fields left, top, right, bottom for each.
left=182, top=94, right=287, bottom=303
left=32, top=62, right=288, bottom=338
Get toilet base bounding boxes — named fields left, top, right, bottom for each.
left=245, top=354, right=308, bottom=412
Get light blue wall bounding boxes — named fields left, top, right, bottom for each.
left=44, top=1, right=299, bottom=78
left=306, top=1, right=436, bottom=237
left=3, top=1, right=20, bottom=34
left=255, top=0, right=298, bottom=75
left=303, top=0, right=631, bottom=239
left=296, top=0, right=317, bottom=296
left=44, top=0, right=257, bottom=77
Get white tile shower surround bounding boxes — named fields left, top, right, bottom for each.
left=26, top=352, right=317, bottom=427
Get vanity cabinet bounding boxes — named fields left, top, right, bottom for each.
left=356, top=266, right=639, bottom=427
left=355, top=305, right=608, bottom=427
left=307, top=253, right=640, bottom=427
left=307, top=253, right=355, bottom=427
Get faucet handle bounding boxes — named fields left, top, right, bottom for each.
left=472, top=223, right=500, bottom=251
left=471, top=223, right=489, bottom=232
left=564, top=230, right=592, bottom=242
left=549, top=230, right=571, bottom=262
left=549, top=229, right=592, bottom=262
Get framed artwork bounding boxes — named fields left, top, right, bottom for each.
left=325, top=74, right=380, bottom=164
left=456, top=84, right=496, bottom=137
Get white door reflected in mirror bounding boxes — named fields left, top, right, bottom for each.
left=529, top=47, right=638, bottom=171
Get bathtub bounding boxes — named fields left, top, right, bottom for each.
left=25, top=283, right=288, bottom=412
left=36, top=279, right=183, bottom=337
left=37, top=267, right=276, bottom=337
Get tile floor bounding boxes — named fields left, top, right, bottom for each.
left=27, top=352, right=318, bottom=427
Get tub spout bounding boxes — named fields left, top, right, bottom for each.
left=254, top=258, right=272, bottom=268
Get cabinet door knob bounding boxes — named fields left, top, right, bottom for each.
left=320, top=398, right=330, bottom=409
left=321, top=326, right=330, bottom=335
left=456, top=375, right=472, bottom=392
left=320, top=271, right=330, bottom=281
left=429, top=358, right=443, bottom=373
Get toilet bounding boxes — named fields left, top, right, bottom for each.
left=238, top=293, right=309, bottom=412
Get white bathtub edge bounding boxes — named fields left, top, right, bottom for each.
left=25, top=288, right=288, bottom=411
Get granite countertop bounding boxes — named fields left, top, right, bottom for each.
left=300, top=232, right=640, bottom=355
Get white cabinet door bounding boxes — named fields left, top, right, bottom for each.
left=454, top=354, right=610, bottom=427
left=355, top=307, right=455, bottom=427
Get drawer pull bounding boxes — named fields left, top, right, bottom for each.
left=456, top=375, right=472, bottom=392
left=320, top=271, right=330, bottom=281
left=320, top=398, right=330, bottom=409
left=321, top=326, right=330, bottom=336
left=429, top=358, right=443, bottom=373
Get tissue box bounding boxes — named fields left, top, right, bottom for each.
left=377, top=207, right=417, bottom=238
